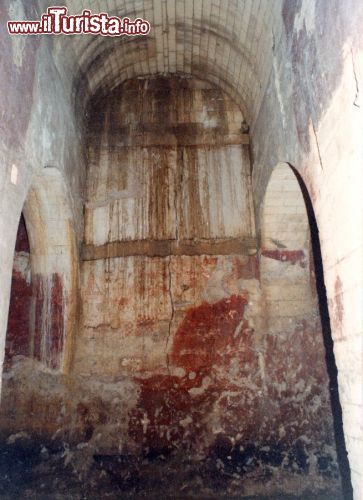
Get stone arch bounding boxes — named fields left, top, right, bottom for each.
left=12, top=167, right=79, bottom=373
left=73, top=33, right=256, bottom=122
left=260, top=162, right=352, bottom=497
left=261, top=162, right=309, bottom=252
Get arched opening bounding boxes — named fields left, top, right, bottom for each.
left=4, top=206, right=66, bottom=372
left=292, top=165, right=353, bottom=499
left=0, top=168, right=79, bottom=496
left=4, top=214, right=32, bottom=371
left=260, top=163, right=352, bottom=499
left=1, top=167, right=79, bottom=424
left=22, top=167, right=79, bottom=373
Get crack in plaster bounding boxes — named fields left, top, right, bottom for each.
left=311, top=119, right=324, bottom=171
left=165, top=256, right=174, bottom=375
left=351, top=48, right=360, bottom=108
left=174, top=151, right=181, bottom=241
left=272, top=54, right=286, bottom=131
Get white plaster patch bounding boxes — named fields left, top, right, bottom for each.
left=278, top=425, right=286, bottom=438
left=294, top=0, right=316, bottom=35
left=272, top=57, right=287, bottom=130
left=171, top=366, right=186, bottom=378
left=92, top=206, right=110, bottom=245
left=179, top=416, right=192, bottom=428
left=188, top=375, right=211, bottom=396
left=199, top=106, right=218, bottom=128
left=10, top=164, right=18, bottom=185
left=7, top=431, right=30, bottom=444
left=141, top=412, right=150, bottom=434
left=13, top=252, right=31, bottom=284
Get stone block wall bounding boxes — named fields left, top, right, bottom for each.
left=38, top=75, right=338, bottom=480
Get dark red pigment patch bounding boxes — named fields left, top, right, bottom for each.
left=128, top=295, right=258, bottom=457
left=262, top=249, right=306, bottom=266
left=33, top=275, right=43, bottom=361
left=231, top=255, right=260, bottom=280
left=171, top=294, right=249, bottom=371
left=5, top=216, right=31, bottom=369
left=263, top=317, right=330, bottom=446
left=309, top=245, right=318, bottom=296
left=15, top=215, right=30, bottom=253
left=34, top=273, right=64, bottom=370
left=75, top=401, right=108, bottom=442
left=50, top=274, right=64, bottom=368
left=5, top=263, right=32, bottom=369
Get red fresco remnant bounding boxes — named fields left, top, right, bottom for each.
left=171, top=294, right=248, bottom=372
left=265, top=318, right=325, bottom=390
left=34, top=273, right=64, bottom=370
left=261, top=249, right=306, bottom=267
left=5, top=218, right=32, bottom=368
left=118, top=297, right=129, bottom=308
left=262, top=317, right=328, bottom=445
left=128, top=294, right=255, bottom=456
left=231, top=255, right=260, bottom=280
left=5, top=266, right=32, bottom=368
left=33, top=275, right=44, bottom=361
left=49, top=273, right=64, bottom=369
left=33, top=276, right=41, bottom=358
left=137, top=316, right=155, bottom=328
left=309, top=246, right=317, bottom=296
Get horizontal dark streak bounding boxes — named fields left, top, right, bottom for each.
left=82, top=237, right=258, bottom=261
left=86, top=133, right=250, bottom=147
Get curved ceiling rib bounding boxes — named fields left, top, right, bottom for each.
left=49, top=0, right=283, bottom=124
left=73, top=27, right=259, bottom=118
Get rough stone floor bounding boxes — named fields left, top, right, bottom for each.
left=0, top=437, right=344, bottom=499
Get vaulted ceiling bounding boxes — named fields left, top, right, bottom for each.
left=48, top=0, right=284, bottom=124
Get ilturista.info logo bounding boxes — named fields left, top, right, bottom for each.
left=7, top=6, right=151, bottom=36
